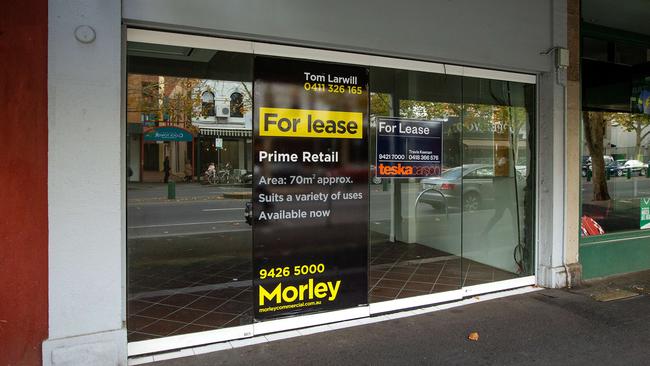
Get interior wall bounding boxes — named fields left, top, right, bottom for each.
left=0, top=0, right=49, bottom=364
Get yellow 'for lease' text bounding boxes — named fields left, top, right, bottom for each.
left=259, top=107, right=363, bottom=139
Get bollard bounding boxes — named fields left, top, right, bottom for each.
left=627, top=167, right=631, bottom=179
left=168, top=180, right=176, bottom=199
left=606, top=169, right=610, bottom=180
left=587, top=170, right=592, bottom=182
left=647, top=167, right=650, bottom=178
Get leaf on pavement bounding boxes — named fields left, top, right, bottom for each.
left=468, top=332, right=479, bottom=341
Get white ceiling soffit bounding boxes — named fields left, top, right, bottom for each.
left=127, top=29, right=536, bottom=84
left=583, top=0, right=650, bottom=36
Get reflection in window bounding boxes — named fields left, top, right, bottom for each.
left=615, top=43, right=648, bottom=66
left=582, top=37, right=609, bottom=62
left=399, top=100, right=460, bottom=120
left=230, top=92, right=244, bottom=118
left=140, top=81, right=159, bottom=123
left=201, top=91, right=215, bottom=117
left=126, top=43, right=254, bottom=343
left=370, top=93, right=392, bottom=117
left=398, top=100, right=463, bottom=168
left=466, top=167, right=494, bottom=178
left=460, top=77, right=535, bottom=276
left=581, top=111, right=650, bottom=236
left=369, top=68, right=535, bottom=305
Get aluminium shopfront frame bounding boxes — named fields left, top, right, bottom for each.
left=125, top=28, right=539, bottom=357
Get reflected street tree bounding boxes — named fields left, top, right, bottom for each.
left=606, top=112, right=650, bottom=160
left=583, top=111, right=610, bottom=201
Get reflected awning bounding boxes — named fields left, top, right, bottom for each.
left=143, top=126, right=195, bottom=142
left=199, top=128, right=252, bottom=137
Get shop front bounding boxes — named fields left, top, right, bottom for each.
left=41, top=1, right=580, bottom=365
left=125, top=30, right=537, bottom=356
left=196, top=128, right=252, bottom=182
left=579, top=15, right=650, bottom=279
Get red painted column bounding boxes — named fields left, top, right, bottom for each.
left=0, top=0, right=49, bottom=364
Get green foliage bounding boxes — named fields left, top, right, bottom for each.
left=370, top=93, right=392, bottom=117
left=605, top=112, right=650, bottom=159
left=606, top=112, right=650, bottom=131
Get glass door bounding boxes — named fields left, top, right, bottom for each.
left=460, top=77, right=536, bottom=286
left=368, top=67, right=464, bottom=306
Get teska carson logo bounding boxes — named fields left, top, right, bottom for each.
left=376, top=163, right=414, bottom=177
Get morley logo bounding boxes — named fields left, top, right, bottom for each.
left=259, top=278, right=341, bottom=306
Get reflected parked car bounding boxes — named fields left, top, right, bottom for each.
left=419, top=164, right=524, bottom=212
left=370, top=164, right=382, bottom=184
left=605, top=159, right=625, bottom=177
left=622, top=159, right=648, bottom=176
left=582, top=155, right=624, bottom=177
left=581, top=156, right=591, bottom=177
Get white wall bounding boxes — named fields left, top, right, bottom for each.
left=193, top=80, right=253, bottom=128
left=45, top=0, right=125, bottom=364
left=536, top=0, right=575, bottom=288
left=123, top=0, right=555, bottom=74
left=611, top=125, right=644, bottom=149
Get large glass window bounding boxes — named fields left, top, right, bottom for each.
left=126, top=38, right=536, bottom=343
left=368, top=69, right=535, bottom=303
left=581, top=31, right=650, bottom=236
left=126, top=43, right=254, bottom=342
left=230, top=92, right=244, bottom=118
left=201, top=91, right=216, bottom=117
left=581, top=111, right=650, bottom=235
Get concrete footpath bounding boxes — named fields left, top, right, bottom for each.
left=150, top=274, right=650, bottom=366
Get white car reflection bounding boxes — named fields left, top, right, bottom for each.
left=419, top=164, right=525, bottom=212
left=622, top=160, right=648, bottom=176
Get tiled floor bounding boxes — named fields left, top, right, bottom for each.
left=368, top=241, right=518, bottom=303
left=128, top=240, right=519, bottom=342
left=128, top=258, right=252, bottom=342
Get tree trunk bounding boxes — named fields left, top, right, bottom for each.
left=583, top=111, right=610, bottom=201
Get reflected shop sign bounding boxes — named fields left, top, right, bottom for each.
left=253, top=57, right=369, bottom=320
left=632, top=78, right=650, bottom=115
left=375, top=117, right=443, bottom=178
left=143, top=126, right=194, bottom=142
left=641, top=198, right=650, bottom=230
